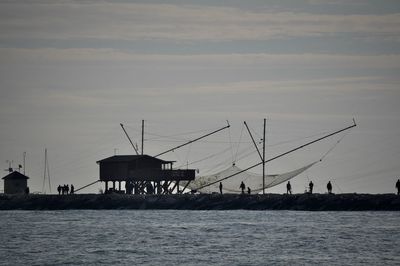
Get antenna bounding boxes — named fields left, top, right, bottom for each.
left=5, top=160, right=13, bottom=173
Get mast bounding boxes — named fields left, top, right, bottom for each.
left=262, top=118, right=266, bottom=195
left=141, top=119, right=144, bottom=155
left=154, top=122, right=230, bottom=158
left=43, top=148, right=47, bottom=194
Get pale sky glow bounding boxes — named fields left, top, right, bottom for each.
left=1, top=0, right=400, bottom=194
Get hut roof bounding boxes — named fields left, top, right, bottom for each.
left=96, top=155, right=174, bottom=164
left=2, top=171, right=29, bottom=180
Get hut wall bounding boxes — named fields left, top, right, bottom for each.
left=100, top=162, right=129, bottom=181
left=4, top=179, right=27, bottom=194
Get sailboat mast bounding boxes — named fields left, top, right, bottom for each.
left=42, top=148, right=47, bottom=194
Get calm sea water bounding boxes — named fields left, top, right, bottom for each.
left=0, top=210, right=399, bottom=265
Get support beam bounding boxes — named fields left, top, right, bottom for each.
left=182, top=180, right=192, bottom=193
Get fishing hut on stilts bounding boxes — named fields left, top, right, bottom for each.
left=76, top=120, right=230, bottom=194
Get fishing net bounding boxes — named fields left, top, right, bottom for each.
left=184, top=162, right=317, bottom=194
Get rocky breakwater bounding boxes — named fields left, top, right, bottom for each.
left=0, top=193, right=399, bottom=211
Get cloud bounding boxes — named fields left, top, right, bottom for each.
left=0, top=2, right=399, bottom=42
left=2, top=48, right=400, bottom=70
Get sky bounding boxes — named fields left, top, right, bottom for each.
left=0, top=0, right=400, bottom=194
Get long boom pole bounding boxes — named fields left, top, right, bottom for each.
left=120, top=123, right=139, bottom=155
left=193, top=119, right=356, bottom=191
left=154, top=122, right=230, bottom=158
left=244, top=121, right=263, bottom=162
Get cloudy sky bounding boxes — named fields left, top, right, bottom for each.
left=1, top=0, right=399, bottom=194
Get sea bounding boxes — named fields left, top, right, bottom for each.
left=0, top=210, right=399, bottom=265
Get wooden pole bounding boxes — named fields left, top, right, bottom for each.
left=263, top=118, right=266, bottom=195
left=141, top=119, right=144, bottom=155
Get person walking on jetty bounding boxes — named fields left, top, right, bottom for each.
left=57, top=185, right=61, bottom=195
left=327, top=181, right=333, bottom=194
left=247, top=187, right=251, bottom=194
left=396, top=179, right=400, bottom=195
left=70, top=184, right=74, bottom=194
left=309, top=181, right=314, bottom=194
left=219, top=182, right=223, bottom=194
left=240, top=181, right=246, bottom=194
left=286, top=181, right=292, bottom=194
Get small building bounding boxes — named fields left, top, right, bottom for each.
left=2, top=171, right=29, bottom=194
left=97, top=155, right=195, bottom=194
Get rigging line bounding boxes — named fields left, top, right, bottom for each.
left=319, top=131, right=349, bottom=162
left=184, top=142, right=192, bottom=167
left=200, top=144, right=256, bottom=175
left=234, top=123, right=245, bottom=164
left=267, top=131, right=331, bottom=148
left=174, top=146, right=233, bottom=169
left=332, top=180, right=344, bottom=193
left=228, top=123, right=234, bottom=164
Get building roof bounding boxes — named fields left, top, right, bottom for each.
left=2, top=171, right=29, bottom=180
left=96, top=155, right=175, bottom=164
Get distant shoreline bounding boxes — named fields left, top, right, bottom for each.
left=1, top=193, right=399, bottom=211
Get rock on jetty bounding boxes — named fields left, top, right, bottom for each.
left=0, top=193, right=399, bottom=211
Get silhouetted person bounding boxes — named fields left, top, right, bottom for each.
left=309, top=181, right=314, bottom=194
left=219, top=182, right=223, bottom=194
left=240, top=181, right=246, bottom=194
left=247, top=187, right=251, bottom=195
left=70, top=184, right=74, bottom=194
left=286, top=181, right=292, bottom=194
left=327, top=181, right=332, bottom=194
left=57, top=185, right=61, bottom=195
left=396, top=179, right=400, bottom=195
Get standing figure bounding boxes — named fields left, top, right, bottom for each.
left=286, top=181, right=292, bottom=194
left=57, top=185, right=61, bottom=195
left=219, top=182, right=223, bottom=194
left=309, top=181, right=314, bottom=194
left=327, top=181, right=332, bottom=194
left=70, top=184, right=74, bottom=194
left=240, top=181, right=246, bottom=194
left=396, top=179, right=400, bottom=195
left=247, top=187, right=251, bottom=195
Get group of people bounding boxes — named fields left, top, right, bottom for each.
left=57, top=184, right=74, bottom=195
left=216, top=179, right=400, bottom=195
left=287, top=180, right=333, bottom=194
left=218, top=182, right=251, bottom=194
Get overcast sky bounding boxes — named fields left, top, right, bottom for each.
left=1, top=0, right=399, bottom=194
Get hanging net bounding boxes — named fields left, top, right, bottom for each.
left=184, top=162, right=317, bottom=194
